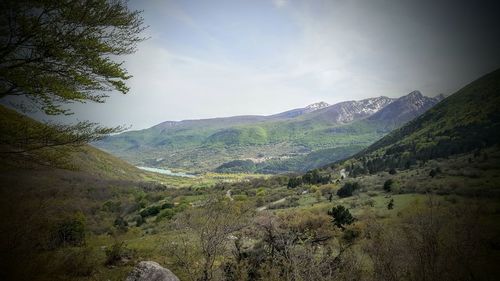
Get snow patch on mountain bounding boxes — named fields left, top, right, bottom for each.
left=305, top=101, right=330, bottom=111
left=330, top=97, right=395, bottom=123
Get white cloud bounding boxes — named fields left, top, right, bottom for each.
left=69, top=39, right=316, bottom=129
left=68, top=1, right=410, bottom=129
left=61, top=0, right=498, bottom=130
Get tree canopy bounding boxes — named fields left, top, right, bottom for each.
left=0, top=0, right=146, bottom=115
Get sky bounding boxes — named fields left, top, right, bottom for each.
left=52, top=0, right=500, bottom=129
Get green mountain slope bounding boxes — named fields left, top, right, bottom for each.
left=334, top=69, right=500, bottom=176
left=0, top=105, right=188, bottom=183
left=96, top=93, right=441, bottom=173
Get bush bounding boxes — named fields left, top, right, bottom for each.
left=429, top=167, right=441, bottom=178
left=102, top=200, right=121, bottom=213
left=60, top=246, right=98, bottom=277
left=287, top=177, right=303, bottom=188
left=256, top=187, right=267, bottom=197
left=337, top=182, right=360, bottom=198
left=328, top=205, right=355, bottom=229
left=389, top=168, right=397, bottom=175
left=363, top=199, right=375, bottom=207
left=233, top=194, right=248, bottom=201
left=156, top=209, right=176, bottom=222
left=105, top=241, right=135, bottom=266
left=383, top=179, right=394, bottom=192
left=135, top=216, right=145, bottom=227
left=429, top=169, right=437, bottom=177
left=387, top=199, right=394, bottom=210
left=113, top=217, right=128, bottom=232
left=342, top=226, right=361, bottom=243
left=51, top=212, right=86, bottom=248
left=161, top=202, right=174, bottom=209
left=288, top=170, right=331, bottom=188
left=302, top=169, right=331, bottom=185
left=256, top=197, right=264, bottom=207
left=140, top=205, right=161, bottom=218
left=319, top=184, right=336, bottom=197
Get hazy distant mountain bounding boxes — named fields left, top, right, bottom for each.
left=153, top=101, right=331, bottom=130
left=95, top=91, right=442, bottom=173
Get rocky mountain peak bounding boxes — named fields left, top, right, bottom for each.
left=394, top=90, right=432, bottom=110
left=407, top=90, right=423, bottom=98
left=367, top=90, right=440, bottom=124
left=322, top=96, right=395, bottom=124
left=305, top=101, right=330, bottom=111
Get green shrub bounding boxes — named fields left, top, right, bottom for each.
left=104, top=241, right=135, bottom=266
left=287, top=177, right=302, bottom=188
left=328, top=205, right=355, bottom=229
left=383, top=179, right=394, bottom=192
left=337, top=182, right=360, bottom=198
left=256, top=188, right=267, bottom=197
left=161, top=202, right=174, bottom=209
left=256, top=197, right=264, bottom=207
left=156, top=208, right=176, bottom=222
left=102, top=200, right=122, bottom=212
left=387, top=198, right=394, bottom=210
left=302, top=169, right=331, bottom=185
left=342, top=226, right=361, bottom=243
left=233, top=194, right=248, bottom=201
left=319, top=184, right=336, bottom=197
left=140, top=205, right=161, bottom=218
left=363, top=199, right=375, bottom=207
left=51, top=212, right=86, bottom=248
left=113, top=216, right=128, bottom=232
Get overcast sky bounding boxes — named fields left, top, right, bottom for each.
left=59, top=0, right=500, bottom=129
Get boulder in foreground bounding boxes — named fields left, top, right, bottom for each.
left=125, top=261, right=180, bottom=281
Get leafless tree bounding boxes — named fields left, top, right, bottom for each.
left=165, top=198, right=253, bottom=281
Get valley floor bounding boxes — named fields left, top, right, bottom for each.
left=1, top=146, right=499, bottom=281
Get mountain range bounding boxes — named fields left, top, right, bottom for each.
left=330, top=69, right=500, bottom=176
left=95, top=91, right=443, bottom=173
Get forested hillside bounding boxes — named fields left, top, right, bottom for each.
left=96, top=92, right=442, bottom=173
left=330, top=69, right=500, bottom=176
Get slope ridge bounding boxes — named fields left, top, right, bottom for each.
left=334, top=69, right=500, bottom=175
left=0, top=105, right=147, bottom=180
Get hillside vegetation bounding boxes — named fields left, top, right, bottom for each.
left=0, top=106, right=267, bottom=280
left=96, top=93, right=441, bottom=173
left=332, top=69, right=500, bottom=176
left=1, top=71, right=500, bottom=281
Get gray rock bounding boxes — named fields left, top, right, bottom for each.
left=125, top=261, right=180, bottom=281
